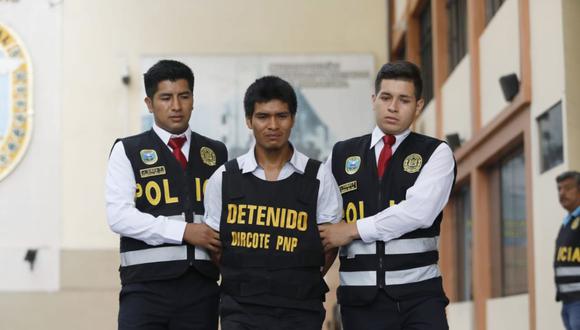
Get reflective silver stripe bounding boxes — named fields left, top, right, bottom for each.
left=195, top=247, right=211, bottom=261
left=556, top=267, right=580, bottom=277
left=168, top=214, right=186, bottom=222
left=559, top=282, right=580, bottom=293
left=120, top=246, right=187, bottom=267
left=339, top=241, right=376, bottom=258
left=385, top=236, right=439, bottom=255
left=193, top=214, right=211, bottom=260
left=340, top=271, right=377, bottom=286
left=385, top=264, right=441, bottom=285
left=193, top=214, right=204, bottom=223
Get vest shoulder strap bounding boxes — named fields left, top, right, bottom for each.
left=298, top=158, right=321, bottom=205
left=224, top=159, right=244, bottom=199
left=304, top=158, right=321, bottom=179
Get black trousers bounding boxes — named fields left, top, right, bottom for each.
left=219, top=294, right=326, bottom=330
left=341, top=291, right=449, bottom=330
left=118, top=268, right=219, bottom=330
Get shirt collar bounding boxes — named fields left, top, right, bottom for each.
left=370, top=126, right=411, bottom=150
left=239, top=142, right=306, bottom=174
left=572, top=206, right=580, bottom=217
left=563, top=206, right=580, bottom=226
left=152, top=122, right=191, bottom=145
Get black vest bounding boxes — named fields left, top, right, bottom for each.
left=219, top=158, right=328, bottom=311
left=331, top=132, right=455, bottom=305
left=117, top=129, right=227, bottom=284
left=554, top=214, right=580, bottom=302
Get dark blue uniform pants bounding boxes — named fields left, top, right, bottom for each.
left=219, top=294, right=325, bottom=330
left=341, top=291, right=449, bottom=330
left=118, top=268, right=219, bottom=330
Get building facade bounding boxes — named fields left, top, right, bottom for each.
left=389, top=0, right=580, bottom=329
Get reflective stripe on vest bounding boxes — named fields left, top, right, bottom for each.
left=339, top=236, right=439, bottom=258
left=193, top=213, right=210, bottom=261
left=385, top=264, right=441, bottom=285
left=559, top=282, right=580, bottom=293
left=340, top=270, right=377, bottom=286
left=339, top=264, right=441, bottom=286
left=121, top=245, right=187, bottom=266
left=556, top=266, right=580, bottom=277
left=120, top=213, right=211, bottom=267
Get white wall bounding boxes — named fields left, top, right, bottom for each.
left=479, top=0, right=520, bottom=126
left=395, top=0, right=407, bottom=27
left=487, top=294, right=529, bottom=330
left=447, top=301, right=474, bottom=330
left=415, top=99, right=436, bottom=138
left=0, top=0, right=62, bottom=291
left=442, top=55, right=472, bottom=142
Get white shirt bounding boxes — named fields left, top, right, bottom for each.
left=105, top=123, right=192, bottom=246
left=204, top=145, right=343, bottom=231
left=324, top=126, right=455, bottom=243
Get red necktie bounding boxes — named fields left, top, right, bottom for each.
left=168, top=136, right=187, bottom=169
left=377, top=134, right=396, bottom=179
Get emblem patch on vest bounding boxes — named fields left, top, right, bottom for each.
left=140, top=166, right=166, bottom=178
left=345, top=156, right=361, bottom=175
left=339, top=181, right=358, bottom=194
left=140, top=149, right=158, bottom=165
left=403, top=153, right=422, bottom=173
left=572, top=217, right=580, bottom=230
left=200, top=147, right=216, bottom=166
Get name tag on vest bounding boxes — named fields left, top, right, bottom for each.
left=140, top=166, right=166, bottom=178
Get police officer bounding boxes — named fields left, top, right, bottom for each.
left=106, top=60, right=227, bottom=330
left=319, top=61, right=456, bottom=330
left=203, top=76, right=342, bottom=330
left=554, top=171, right=580, bottom=330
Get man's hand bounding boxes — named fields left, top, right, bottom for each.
left=318, top=221, right=360, bottom=251
left=183, top=223, right=221, bottom=253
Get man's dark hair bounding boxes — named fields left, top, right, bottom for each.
left=556, top=171, right=580, bottom=187
left=243, top=76, right=297, bottom=118
left=144, top=60, right=194, bottom=98
left=374, top=60, right=423, bottom=99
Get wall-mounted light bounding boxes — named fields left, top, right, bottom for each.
left=24, top=249, right=37, bottom=271
left=445, top=133, right=462, bottom=152
left=121, top=64, right=131, bottom=86
left=499, top=73, right=519, bottom=102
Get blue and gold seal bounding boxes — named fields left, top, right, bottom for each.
left=0, top=23, right=33, bottom=181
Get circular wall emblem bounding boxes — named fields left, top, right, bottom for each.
left=0, top=23, right=33, bottom=181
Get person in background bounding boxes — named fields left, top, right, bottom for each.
left=554, top=171, right=580, bottom=330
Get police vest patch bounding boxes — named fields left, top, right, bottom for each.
left=345, top=156, right=361, bottom=175
left=339, top=181, right=358, bottom=194
left=572, top=217, right=580, bottom=230
left=403, top=153, right=422, bottom=173
left=139, top=166, right=166, bottom=178
left=200, top=147, right=216, bottom=166
left=140, top=149, right=158, bottom=165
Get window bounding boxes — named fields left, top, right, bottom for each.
left=447, top=0, right=467, bottom=73
left=419, top=1, right=434, bottom=104
left=490, top=147, right=528, bottom=296
left=537, top=101, right=564, bottom=173
left=455, top=185, right=473, bottom=301
left=486, top=0, right=506, bottom=24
